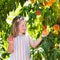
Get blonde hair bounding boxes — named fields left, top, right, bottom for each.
left=11, top=16, right=25, bottom=37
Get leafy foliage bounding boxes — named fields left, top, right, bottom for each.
left=18, top=0, right=60, bottom=60
left=0, top=0, right=25, bottom=60
left=0, top=0, right=60, bottom=60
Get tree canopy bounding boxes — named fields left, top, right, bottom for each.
left=0, top=0, right=60, bottom=60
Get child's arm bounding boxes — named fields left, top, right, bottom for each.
left=7, top=35, right=14, bottom=53
left=29, top=31, right=49, bottom=48
left=29, top=36, right=43, bottom=48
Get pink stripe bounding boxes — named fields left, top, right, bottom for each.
left=20, top=40, right=21, bottom=60
left=20, top=40, right=23, bottom=60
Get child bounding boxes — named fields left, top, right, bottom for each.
left=8, top=16, right=49, bottom=60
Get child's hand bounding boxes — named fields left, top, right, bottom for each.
left=8, top=43, right=14, bottom=53
left=7, top=35, right=14, bottom=53
left=42, top=29, right=49, bottom=37
left=8, top=35, right=13, bottom=41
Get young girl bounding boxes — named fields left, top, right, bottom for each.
left=8, top=16, right=48, bottom=60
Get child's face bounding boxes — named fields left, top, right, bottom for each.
left=18, top=20, right=26, bottom=34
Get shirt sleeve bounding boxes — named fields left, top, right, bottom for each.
left=27, top=35, right=36, bottom=46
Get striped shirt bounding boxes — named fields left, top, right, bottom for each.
left=9, top=34, right=32, bottom=60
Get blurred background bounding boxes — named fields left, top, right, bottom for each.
left=0, top=0, right=60, bottom=60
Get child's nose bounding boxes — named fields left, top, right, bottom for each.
left=23, top=26, right=26, bottom=29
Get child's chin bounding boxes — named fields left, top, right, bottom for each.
left=22, top=33, right=25, bottom=35
left=22, top=32, right=26, bottom=34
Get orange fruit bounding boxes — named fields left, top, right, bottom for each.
left=50, top=0, right=56, bottom=3
left=47, top=1, right=53, bottom=7
left=30, top=0, right=34, bottom=3
left=53, top=24, right=59, bottom=31
left=43, top=29, right=49, bottom=35
left=43, top=26, right=47, bottom=30
left=36, top=10, right=41, bottom=15
left=43, top=2, right=48, bottom=6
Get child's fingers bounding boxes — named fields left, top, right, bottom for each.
left=42, top=29, right=49, bottom=37
left=42, top=32, right=49, bottom=37
left=7, top=35, right=13, bottom=41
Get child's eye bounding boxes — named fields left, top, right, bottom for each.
left=22, top=24, right=26, bottom=27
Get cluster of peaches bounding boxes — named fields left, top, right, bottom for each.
left=43, top=24, right=60, bottom=35
left=30, top=0, right=56, bottom=16
left=30, top=0, right=55, bottom=6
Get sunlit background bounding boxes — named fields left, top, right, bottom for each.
left=0, top=0, right=60, bottom=60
